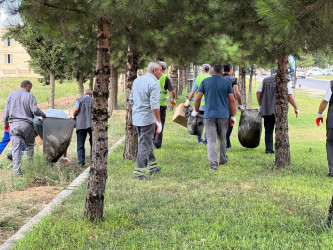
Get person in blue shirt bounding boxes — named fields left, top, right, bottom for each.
left=191, top=64, right=236, bottom=171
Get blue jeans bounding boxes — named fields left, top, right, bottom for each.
left=263, top=115, right=275, bottom=153
left=76, top=128, right=92, bottom=166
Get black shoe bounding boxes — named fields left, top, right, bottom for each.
left=265, top=150, right=274, bottom=154
left=219, top=156, right=229, bottom=166
left=78, top=163, right=85, bottom=168
left=149, top=166, right=162, bottom=175
left=327, top=173, right=333, bottom=178
left=133, top=173, right=148, bottom=179
left=6, top=153, right=12, bottom=162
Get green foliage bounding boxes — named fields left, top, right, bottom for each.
left=298, top=53, right=315, bottom=68
left=5, top=24, right=69, bottom=83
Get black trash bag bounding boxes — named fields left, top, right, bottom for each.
left=238, top=109, right=262, bottom=148
left=43, top=118, right=75, bottom=162
left=187, top=114, right=204, bottom=135
left=184, top=105, right=193, bottom=120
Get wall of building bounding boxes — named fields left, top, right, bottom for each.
left=0, top=28, right=40, bottom=77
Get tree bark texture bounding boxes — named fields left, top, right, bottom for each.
left=248, top=64, right=254, bottom=109
left=178, top=67, right=186, bottom=97
left=327, top=191, right=333, bottom=227
left=123, top=47, right=138, bottom=161
left=108, top=65, right=118, bottom=116
left=78, top=72, right=84, bottom=97
left=48, top=71, right=55, bottom=109
left=238, top=66, right=247, bottom=109
left=89, top=75, right=94, bottom=91
left=275, top=55, right=291, bottom=168
left=84, top=19, right=110, bottom=222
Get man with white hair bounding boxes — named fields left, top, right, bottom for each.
left=73, top=89, right=94, bottom=168
left=153, top=61, right=176, bottom=149
left=129, top=61, right=163, bottom=179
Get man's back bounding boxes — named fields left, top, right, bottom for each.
left=198, top=75, right=234, bottom=119
left=130, top=73, right=160, bottom=126
left=260, top=76, right=276, bottom=116
left=76, top=96, right=94, bottom=130
left=3, top=89, right=42, bottom=124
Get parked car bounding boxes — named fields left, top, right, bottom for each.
left=306, top=68, right=324, bottom=76
left=323, top=69, right=333, bottom=75
left=297, top=69, right=306, bottom=79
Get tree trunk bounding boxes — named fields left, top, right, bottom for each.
left=248, top=64, right=254, bottom=109
left=123, top=46, right=138, bottom=161
left=48, top=71, right=55, bottom=109
left=178, top=67, right=185, bottom=96
left=238, top=66, right=247, bottom=108
left=275, top=55, right=291, bottom=168
left=78, top=72, right=84, bottom=97
left=84, top=19, right=110, bottom=222
left=108, top=65, right=118, bottom=116
left=327, top=191, right=333, bottom=227
left=89, top=75, right=94, bottom=90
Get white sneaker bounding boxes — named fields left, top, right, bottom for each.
left=63, top=157, right=70, bottom=163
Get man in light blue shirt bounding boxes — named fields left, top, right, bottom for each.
left=129, top=61, right=163, bottom=179
left=192, top=65, right=236, bottom=171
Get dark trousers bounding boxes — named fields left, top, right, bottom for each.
left=76, top=128, right=92, bottom=165
left=263, top=115, right=275, bottom=153
left=226, top=125, right=233, bottom=148
left=153, top=106, right=167, bottom=148
left=326, top=128, right=333, bottom=174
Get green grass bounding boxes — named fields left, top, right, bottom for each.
left=12, top=87, right=333, bottom=249
left=0, top=77, right=89, bottom=109
left=309, top=75, right=333, bottom=81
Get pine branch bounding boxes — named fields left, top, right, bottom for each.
left=31, top=0, right=91, bottom=15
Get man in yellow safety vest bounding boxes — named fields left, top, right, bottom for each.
left=153, top=61, right=176, bottom=149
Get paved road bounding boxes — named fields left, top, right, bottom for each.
left=297, top=78, right=330, bottom=91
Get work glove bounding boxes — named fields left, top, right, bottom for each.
left=238, top=105, right=244, bottom=111
left=156, top=121, right=162, bottom=134
left=191, top=110, right=198, bottom=117
left=171, top=99, right=176, bottom=107
left=4, top=125, right=10, bottom=132
left=295, top=109, right=299, bottom=118
left=258, top=106, right=261, bottom=112
left=230, top=116, right=236, bottom=126
left=316, top=113, right=323, bottom=127
left=184, top=99, right=190, bottom=107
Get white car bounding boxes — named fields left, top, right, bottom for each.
left=323, top=69, right=333, bottom=75
left=306, top=69, right=324, bottom=76
left=297, top=69, right=306, bottom=79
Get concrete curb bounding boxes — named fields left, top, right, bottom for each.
left=0, top=136, right=125, bottom=250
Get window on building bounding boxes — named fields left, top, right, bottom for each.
left=4, top=38, right=13, bottom=46
left=5, top=54, right=13, bottom=64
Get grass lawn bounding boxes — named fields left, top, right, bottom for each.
left=0, top=77, right=127, bottom=244
left=11, top=87, right=333, bottom=248
left=0, top=77, right=90, bottom=110
left=309, top=75, right=333, bottom=81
